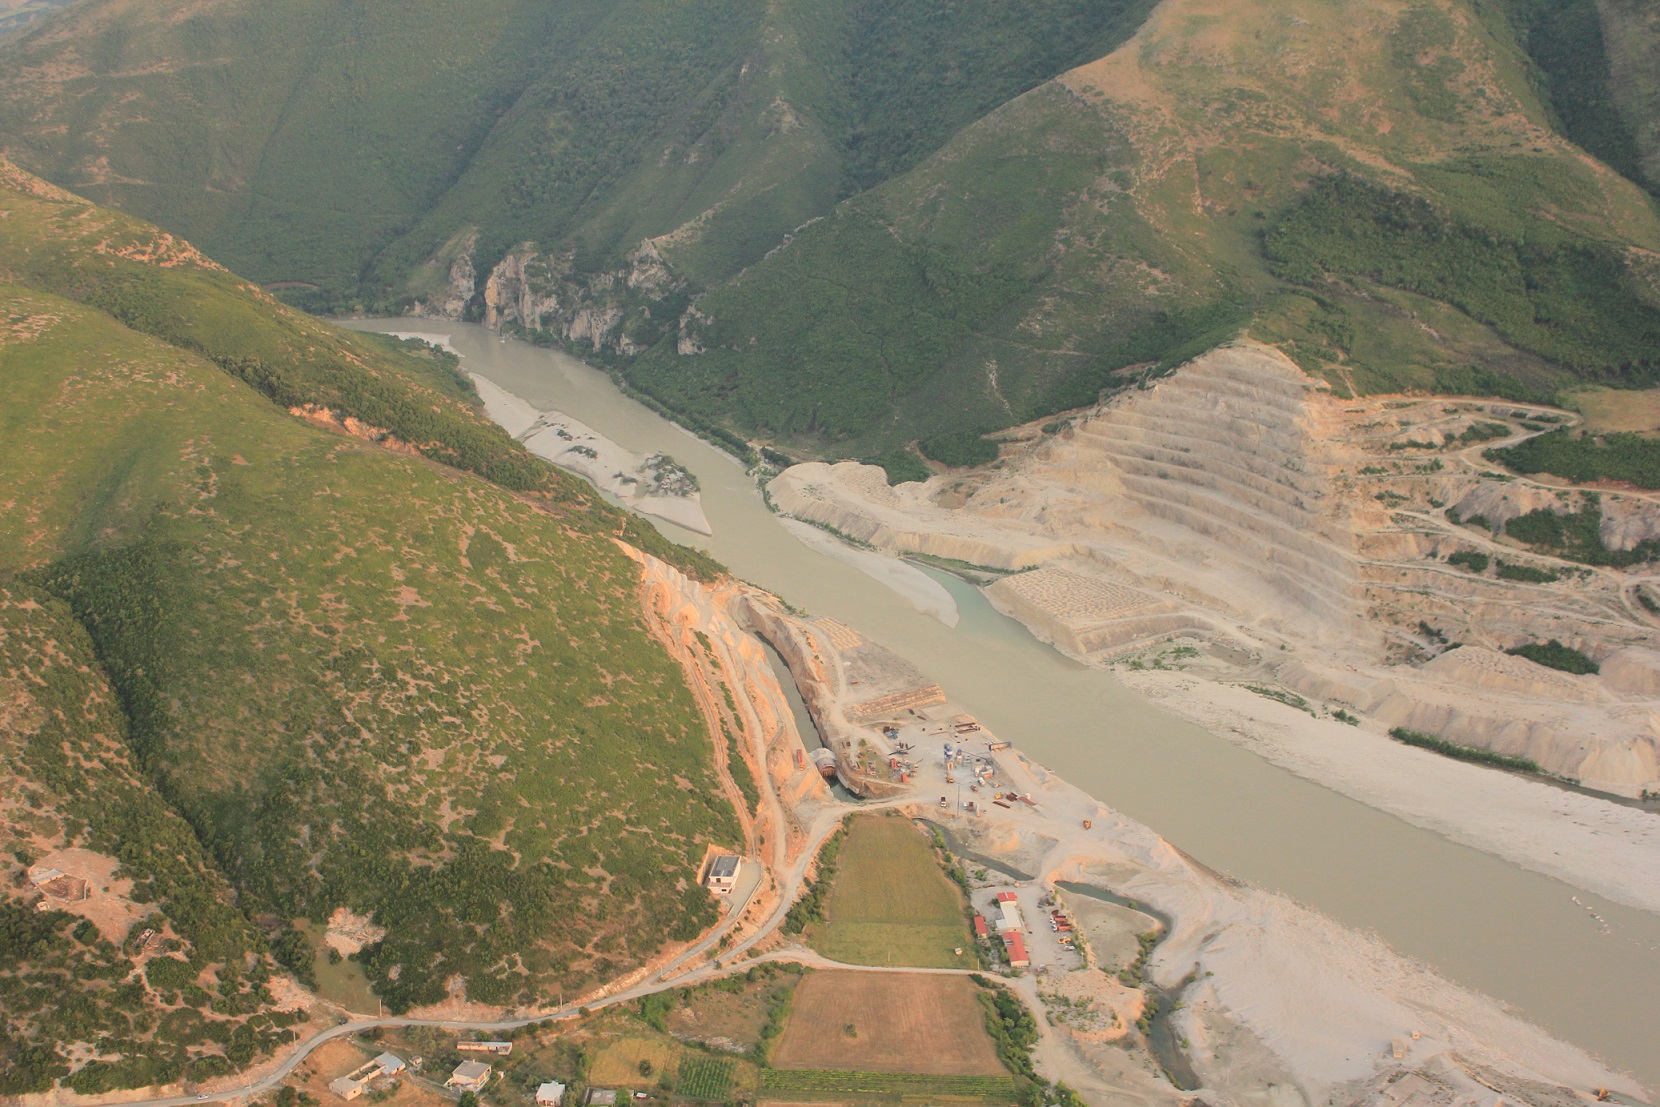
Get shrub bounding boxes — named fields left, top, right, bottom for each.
left=1447, top=550, right=1489, bottom=572
left=919, top=430, right=1000, bottom=468
left=1507, top=640, right=1599, bottom=675
left=1388, top=728, right=1540, bottom=772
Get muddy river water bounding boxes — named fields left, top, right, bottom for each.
left=346, top=321, right=1660, bottom=1086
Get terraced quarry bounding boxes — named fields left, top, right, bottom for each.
left=770, top=344, right=1660, bottom=796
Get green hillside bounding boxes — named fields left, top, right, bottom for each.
left=1, top=584, right=299, bottom=1094
left=0, top=165, right=741, bottom=1089
left=632, top=0, right=1660, bottom=454
left=5, top=0, right=1660, bottom=463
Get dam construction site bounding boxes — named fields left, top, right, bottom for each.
left=605, top=542, right=1654, bottom=1107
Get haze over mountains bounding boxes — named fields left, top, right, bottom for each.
left=3, top=0, right=1660, bottom=463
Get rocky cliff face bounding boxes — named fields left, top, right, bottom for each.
left=415, top=236, right=680, bottom=357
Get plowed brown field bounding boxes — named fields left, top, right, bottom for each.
left=772, top=971, right=1004, bottom=1075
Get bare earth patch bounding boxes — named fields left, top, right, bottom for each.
left=771, top=971, right=1004, bottom=1076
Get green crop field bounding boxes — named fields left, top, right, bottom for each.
left=675, top=1058, right=736, bottom=1101
left=807, top=815, right=974, bottom=969
left=759, top=1068, right=1018, bottom=1103
left=0, top=165, right=740, bottom=1090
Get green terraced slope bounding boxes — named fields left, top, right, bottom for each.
left=0, top=164, right=739, bottom=1091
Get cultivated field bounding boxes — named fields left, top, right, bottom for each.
left=772, top=971, right=1005, bottom=1075
left=811, top=815, right=974, bottom=968
left=587, top=1038, right=680, bottom=1086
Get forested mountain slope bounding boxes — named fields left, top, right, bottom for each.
left=0, top=0, right=1151, bottom=306
left=635, top=0, right=1660, bottom=455
left=0, top=163, right=737, bottom=1092
left=3, top=0, right=1660, bottom=465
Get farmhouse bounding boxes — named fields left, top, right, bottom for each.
left=446, top=1061, right=492, bottom=1092
left=327, top=1052, right=406, bottom=1100
left=327, top=1078, right=364, bottom=1101
left=536, top=1081, right=567, bottom=1106
left=705, top=854, right=740, bottom=894
left=457, top=1040, right=513, bottom=1056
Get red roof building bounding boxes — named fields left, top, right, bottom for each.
left=996, top=891, right=1019, bottom=903
left=973, top=916, right=989, bottom=938
left=1003, top=931, right=1029, bottom=968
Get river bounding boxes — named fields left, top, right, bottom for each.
left=345, top=320, right=1660, bottom=1086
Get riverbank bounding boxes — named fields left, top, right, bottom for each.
left=339, top=319, right=1660, bottom=1088
left=645, top=557, right=1653, bottom=1104
left=1117, top=668, right=1660, bottom=917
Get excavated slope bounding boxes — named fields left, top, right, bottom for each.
left=770, top=343, right=1660, bottom=795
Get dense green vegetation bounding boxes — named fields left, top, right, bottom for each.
left=1389, top=728, right=1542, bottom=773
left=0, top=0, right=1151, bottom=308
left=920, top=431, right=1001, bottom=469
left=0, top=168, right=745, bottom=1083
left=1447, top=550, right=1491, bottom=573
left=1501, top=500, right=1660, bottom=567
left=0, top=586, right=298, bottom=1093
left=1265, top=175, right=1660, bottom=385
left=1507, top=640, right=1600, bottom=675
left=1491, top=429, right=1660, bottom=491
left=782, top=825, right=847, bottom=935
left=1495, top=560, right=1561, bottom=584
left=1494, top=0, right=1647, bottom=189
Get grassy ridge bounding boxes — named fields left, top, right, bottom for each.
left=0, top=166, right=745, bottom=1085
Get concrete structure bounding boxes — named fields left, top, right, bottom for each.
left=446, top=1061, right=491, bottom=1092
left=705, top=854, right=740, bottom=894
left=327, top=1079, right=364, bottom=1101
left=371, top=1054, right=406, bottom=1076
left=996, top=897, right=1024, bottom=934
left=536, top=1081, right=567, bottom=1106
left=587, top=1090, right=618, bottom=1106
left=456, top=1040, right=513, bottom=1056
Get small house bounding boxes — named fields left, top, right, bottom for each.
left=705, top=854, right=740, bottom=894
left=327, top=1078, right=364, bottom=1101
left=446, top=1061, right=491, bottom=1092
left=972, top=916, right=989, bottom=939
left=372, top=1053, right=406, bottom=1077
left=1004, top=931, right=1030, bottom=968
left=536, top=1081, right=567, bottom=1106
